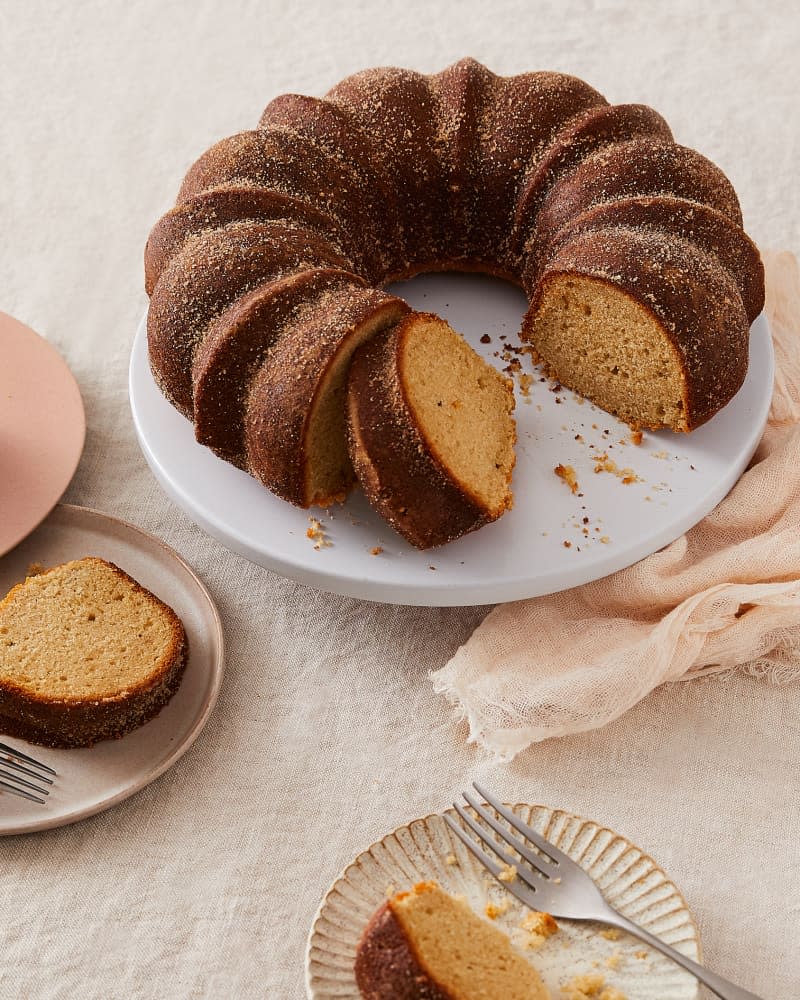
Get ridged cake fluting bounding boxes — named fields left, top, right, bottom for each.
left=144, top=58, right=764, bottom=548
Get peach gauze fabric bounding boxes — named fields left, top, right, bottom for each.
left=433, top=250, right=800, bottom=760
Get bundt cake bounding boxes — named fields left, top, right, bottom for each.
left=144, top=58, right=764, bottom=548
left=354, top=880, right=550, bottom=1000
left=0, top=558, right=187, bottom=749
left=347, top=314, right=516, bottom=549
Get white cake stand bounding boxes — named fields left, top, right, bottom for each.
left=129, top=272, right=773, bottom=606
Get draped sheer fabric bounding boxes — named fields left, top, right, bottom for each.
left=433, top=251, right=800, bottom=759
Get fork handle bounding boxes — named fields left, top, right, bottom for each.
left=599, top=907, right=764, bottom=1000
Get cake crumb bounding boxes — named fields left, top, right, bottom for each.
left=497, top=863, right=517, bottom=883
left=445, top=854, right=457, bottom=866
left=554, top=463, right=579, bottom=494
left=384, top=883, right=396, bottom=897
left=480, top=333, right=491, bottom=344
left=593, top=454, right=641, bottom=484
left=605, top=951, right=622, bottom=970
left=370, top=546, right=384, bottom=556
left=630, top=430, right=643, bottom=445
left=599, top=928, right=621, bottom=941
left=306, top=517, right=332, bottom=549
left=561, top=973, right=605, bottom=999
left=520, top=910, right=559, bottom=949
left=485, top=897, right=512, bottom=919
left=563, top=540, right=572, bottom=548
left=561, top=974, right=626, bottom=1000
left=634, top=949, right=648, bottom=960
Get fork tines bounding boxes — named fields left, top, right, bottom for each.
left=443, top=782, right=570, bottom=910
left=0, top=741, right=56, bottom=804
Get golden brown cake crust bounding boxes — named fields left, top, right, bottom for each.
left=144, top=186, right=348, bottom=297
left=346, top=316, right=508, bottom=549
left=354, top=902, right=454, bottom=1000
left=0, top=559, right=188, bottom=749
left=193, top=267, right=365, bottom=467
left=147, top=220, right=351, bottom=418
left=246, top=287, right=410, bottom=507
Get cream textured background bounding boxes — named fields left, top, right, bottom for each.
left=1, top=1, right=799, bottom=997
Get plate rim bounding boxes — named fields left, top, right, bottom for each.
left=0, top=311, right=86, bottom=557
left=0, top=502, right=225, bottom=836
left=305, top=802, right=702, bottom=1000
left=130, top=301, right=774, bottom=607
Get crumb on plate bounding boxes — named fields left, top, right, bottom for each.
left=554, top=463, right=580, bottom=494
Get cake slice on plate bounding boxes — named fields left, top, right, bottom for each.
left=355, top=880, right=550, bottom=1000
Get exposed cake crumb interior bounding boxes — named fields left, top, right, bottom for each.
left=531, top=276, right=687, bottom=430
left=0, top=560, right=177, bottom=699
left=392, top=881, right=549, bottom=1000
left=399, top=317, right=516, bottom=515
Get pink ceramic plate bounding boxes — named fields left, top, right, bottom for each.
left=0, top=311, right=85, bottom=555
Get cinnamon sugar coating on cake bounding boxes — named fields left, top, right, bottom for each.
left=144, top=186, right=348, bottom=296
left=259, top=92, right=405, bottom=277
left=193, top=267, right=365, bottom=467
left=246, top=286, right=410, bottom=507
left=346, top=314, right=516, bottom=549
left=147, top=220, right=351, bottom=416
left=525, top=227, right=749, bottom=430
left=523, top=194, right=763, bottom=321
left=511, top=103, right=674, bottom=264
left=144, top=58, right=763, bottom=548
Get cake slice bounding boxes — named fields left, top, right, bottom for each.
left=355, top=881, right=550, bottom=1000
left=346, top=313, right=516, bottom=549
left=0, top=558, right=187, bottom=749
left=192, top=267, right=366, bottom=468
left=245, top=285, right=410, bottom=508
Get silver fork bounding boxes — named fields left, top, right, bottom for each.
left=444, top=783, right=764, bottom=1000
left=0, top=742, right=56, bottom=804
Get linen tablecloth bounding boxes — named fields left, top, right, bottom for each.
left=1, top=2, right=798, bottom=997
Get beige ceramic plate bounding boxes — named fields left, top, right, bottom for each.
left=0, top=504, right=224, bottom=835
left=0, top=312, right=85, bottom=556
left=307, top=804, right=700, bottom=999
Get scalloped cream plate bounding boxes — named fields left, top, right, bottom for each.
left=0, top=504, right=224, bottom=835
left=306, top=804, right=699, bottom=1000
left=130, top=272, right=773, bottom=606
